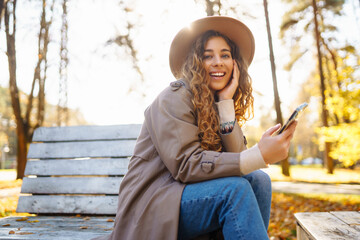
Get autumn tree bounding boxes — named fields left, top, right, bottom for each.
left=279, top=0, right=357, bottom=173
left=3, top=0, right=55, bottom=179
left=263, top=0, right=290, bottom=175
left=107, top=1, right=145, bottom=96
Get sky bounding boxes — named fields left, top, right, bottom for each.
left=0, top=0, right=359, bottom=126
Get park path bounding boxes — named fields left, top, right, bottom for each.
left=271, top=181, right=360, bottom=195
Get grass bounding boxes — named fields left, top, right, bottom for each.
left=265, top=164, right=360, bottom=184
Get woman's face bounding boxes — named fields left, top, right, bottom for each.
left=202, top=36, right=234, bottom=92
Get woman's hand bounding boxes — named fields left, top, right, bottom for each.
left=258, top=121, right=298, bottom=164
left=217, top=60, right=239, bottom=101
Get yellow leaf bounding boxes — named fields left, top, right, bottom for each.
left=16, top=217, right=28, bottom=222
left=79, top=226, right=88, bottom=229
left=9, top=230, right=15, bottom=234
left=17, top=232, right=34, bottom=235
left=27, top=220, right=39, bottom=223
left=2, top=224, right=10, bottom=227
left=106, top=219, right=114, bottom=222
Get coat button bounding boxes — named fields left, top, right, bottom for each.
left=170, top=81, right=184, bottom=91
left=201, top=162, right=214, bottom=173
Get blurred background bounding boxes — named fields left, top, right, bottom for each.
left=0, top=0, right=359, bottom=177
left=1, top=1, right=360, bottom=239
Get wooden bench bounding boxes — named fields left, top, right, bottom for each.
left=0, top=124, right=142, bottom=239
left=295, top=211, right=360, bottom=239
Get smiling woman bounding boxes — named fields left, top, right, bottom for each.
left=93, top=16, right=298, bottom=240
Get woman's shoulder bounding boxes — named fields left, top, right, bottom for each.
left=156, top=79, right=193, bottom=107
left=144, top=79, right=196, bottom=124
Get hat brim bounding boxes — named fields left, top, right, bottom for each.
left=169, top=16, right=255, bottom=78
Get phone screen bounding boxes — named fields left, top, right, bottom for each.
left=276, top=102, right=308, bottom=135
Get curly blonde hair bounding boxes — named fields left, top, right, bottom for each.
left=181, top=30, right=254, bottom=151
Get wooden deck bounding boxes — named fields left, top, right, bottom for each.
left=295, top=211, right=360, bottom=240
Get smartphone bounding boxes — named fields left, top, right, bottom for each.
left=275, top=102, right=308, bottom=135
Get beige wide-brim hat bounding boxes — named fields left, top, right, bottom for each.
left=169, top=16, right=255, bottom=78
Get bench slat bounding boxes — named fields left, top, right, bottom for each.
left=17, top=196, right=118, bottom=215
left=32, top=124, right=142, bottom=142
left=27, top=140, right=136, bottom=159
left=0, top=216, right=114, bottom=239
left=295, top=212, right=360, bottom=240
left=24, top=158, right=129, bottom=176
left=330, top=211, right=360, bottom=232
left=21, top=177, right=123, bottom=194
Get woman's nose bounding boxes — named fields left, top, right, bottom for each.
left=212, top=55, right=224, bottom=66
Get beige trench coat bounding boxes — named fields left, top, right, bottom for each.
left=97, top=79, right=247, bottom=240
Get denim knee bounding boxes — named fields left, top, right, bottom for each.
left=218, top=177, right=254, bottom=204
left=244, top=170, right=271, bottom=191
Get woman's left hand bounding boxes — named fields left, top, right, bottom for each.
left=217, top=60, right=239, bottom=101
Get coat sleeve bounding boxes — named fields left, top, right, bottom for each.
left=215, top=99, right=247, bottom=153
left=220, top=123, right=247, bottom=152
left=144, top=86, right=242, bottom=183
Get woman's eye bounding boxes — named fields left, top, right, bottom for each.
left=222, top=54, right=231, bottom=58
left=203, top=55, right=212, bottom=59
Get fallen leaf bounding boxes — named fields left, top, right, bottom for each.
left=16, top=217, right=28, bottom=222
left=9, top=230, right=15, bottom=234
left=80, top=226, right=88, bottom=229
left=103, top=228, right=114, bottom=231
left=107, top=219, right=114, bottom=222
left=83, top=217, right=91, bottom=221
left=2, top=224, right=10, bottom=227
left=17, top=228, right=21, bottom=230
left=75, top=214, right=81, bottom=217
left=27, top=220, right=39, bottom=223
left=17, top=232, right=34, bottom=235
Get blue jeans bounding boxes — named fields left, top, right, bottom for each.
left=178, top=170, right=272, bottom=240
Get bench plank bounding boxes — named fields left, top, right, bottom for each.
left=295, top=212, right=360, bottom=240
left=0, top=216, right=114, bottom=239
left=17, top=196, right=118, bottom=214
left=32, top=124, right=142, bottom=142
left=27, top=140, right=136, bottom=159
left=21, top=177, right=123, bottom=194
left=25, top=158, right=129, bottom=176
left=330, top=211, right=360, bottom=232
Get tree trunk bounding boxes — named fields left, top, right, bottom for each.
left=5, top=0, right=27, bottom=179
left=5, top=0, right=53, bottom=178
left=312, top=0, right=333, bottom=174
left=263, top=0, right=289, bottom=176
left=16, top=126, right=27, bottom=179
left=0, top=0, right=5, bottom=27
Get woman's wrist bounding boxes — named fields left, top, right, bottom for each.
left=239, top=144, right=268, bottom=175
left=215, top=99, right=235, bottom=123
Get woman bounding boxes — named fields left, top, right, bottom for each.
left=101, top=16, right=297, bottom=240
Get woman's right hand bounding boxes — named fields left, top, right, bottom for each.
left=258, top=121, right=297, bottom=164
